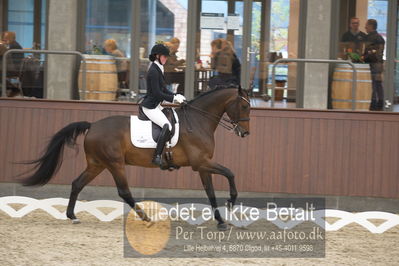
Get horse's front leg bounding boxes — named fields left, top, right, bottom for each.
left=198, top=170, right=228, bottom=231
left=199, top=161, right=237, bottom=209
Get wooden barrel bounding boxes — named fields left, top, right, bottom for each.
left=331, top=63, right=372, bottom=110
left=79, top=55, right=118, bottom=101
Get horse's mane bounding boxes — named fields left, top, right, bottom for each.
left=188, top=86, right=237, bottom=104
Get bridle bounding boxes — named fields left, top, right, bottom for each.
left=182, top=95, right=250, bottom=133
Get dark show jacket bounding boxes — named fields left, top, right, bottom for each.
left=341, top=30, right=367, bottom=43
left=363, top=30, right=385, bottom=64
left=140, top=62, right=175, bottom=109
left=341, top=31, right=367, bottom=56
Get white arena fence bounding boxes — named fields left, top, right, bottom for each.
left=1, top=196, right=398, bottom=234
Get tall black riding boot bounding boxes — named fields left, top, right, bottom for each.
left=152, top=125, right=171, bottom=166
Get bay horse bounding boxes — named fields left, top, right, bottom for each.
left=20, top=86, right=250, bottom=230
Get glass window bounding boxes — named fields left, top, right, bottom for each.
left=264, top=0, right=299, bottom=108
left=40, top=0, right=46, bottom=49
left=334, top=0, right=388, bottom=111
left=3, top=0, right=46, bottom=99
left=85, top=0, right=131, bottom=56
left=368, top=0, right=388, bottom=59
left=395, top=2, right=399, bottom=108
left=139, top=0, right=188, bottom=95
left=197, top=1, right=244, bottom=95
left=270, top=0, right=290, bottom=58
left=7, top=0, right=34, bottom=49
left=83, top=0, right=132, bottom=101
left=194, top=0, right=300, bottom=108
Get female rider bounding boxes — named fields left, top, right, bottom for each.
left=140, top=43, right=186, bottom=166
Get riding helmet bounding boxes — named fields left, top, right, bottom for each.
left=150, top=43, right=170, bottom=57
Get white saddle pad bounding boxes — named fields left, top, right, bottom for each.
left=130, top=110, right=179, bottom=149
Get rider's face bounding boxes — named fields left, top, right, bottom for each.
left=159, top=55, right=168, bottom=65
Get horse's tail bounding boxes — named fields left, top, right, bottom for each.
left=21, top=121, right=91, bottom=186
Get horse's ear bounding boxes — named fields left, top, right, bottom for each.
left=238, top=85, right=248, bottom=96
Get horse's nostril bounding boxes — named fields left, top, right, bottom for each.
left=242, top=132, right=249, bottom=137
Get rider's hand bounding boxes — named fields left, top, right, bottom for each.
left=174, top=94, right=186, bottom=104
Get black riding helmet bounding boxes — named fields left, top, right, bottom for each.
left=149, top=43, right=170, bottom=62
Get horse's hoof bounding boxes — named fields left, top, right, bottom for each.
left=72, top=218, right=81, bottom=224
left=217, top=223, right=228, bottom=231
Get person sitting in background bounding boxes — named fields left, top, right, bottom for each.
left=103, top=39, right=128, bottom=88
left=167, top=37, right=185, bottom=70
left=209, top=38, right=241, bottom=89
left=164, top=38, right=185, bottom=94
left=0, top=41, right=7, bottom=70
left=1, top=31, right=24, bottom=77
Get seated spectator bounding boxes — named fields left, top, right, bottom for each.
left=1, top=31, right=24, bottom=77
left=165, top=37, right=185, bottom=72
left=164, top=38, right=185, bottom=94
left=20, top=56, right=44, bottom=98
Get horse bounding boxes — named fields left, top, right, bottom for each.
left=20, top=86, right=251, bottom=230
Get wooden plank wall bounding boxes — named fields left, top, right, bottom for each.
left=1, top=99, right=398, bottom=198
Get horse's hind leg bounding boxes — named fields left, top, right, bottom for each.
left=107, top=164, right=151, bottom=222
left=66, top=163, right=104, bottom=223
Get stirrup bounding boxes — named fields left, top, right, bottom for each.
left=152, top=154, right=162, bottom=166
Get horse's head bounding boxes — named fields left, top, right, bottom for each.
left=225, top=87, right=251, bottom=138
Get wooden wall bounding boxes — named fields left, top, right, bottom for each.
left=1, top=99, right=398, bottom=198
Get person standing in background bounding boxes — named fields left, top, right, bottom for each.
left=209, top=38, right=241, bottom=89
left=363, top=19, right=385, bottom=111
left=340, top=18, right=367, bottom=61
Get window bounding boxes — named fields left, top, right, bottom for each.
left=85, top=0, right=131, bottom=56
left=6, top=0, right=46, bottom=49
left=82, top=0, right=132, bottom=101
left=139, top=0, right=188, bottom=95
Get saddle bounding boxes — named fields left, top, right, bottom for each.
left=138, top=106, right=176, bottom=143
left=130, top=107, right=180, bottom=171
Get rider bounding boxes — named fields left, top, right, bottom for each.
left=140, top=43, right=186, bottom=166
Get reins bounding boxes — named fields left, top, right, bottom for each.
left=181, top=96, right=250, bottom=133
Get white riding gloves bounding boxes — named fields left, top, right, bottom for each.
left=174, top=94, right=186, bottom=104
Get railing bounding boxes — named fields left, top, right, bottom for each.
left=270, top=58, right=357, bottom=110
left=1, top=49, right=86, bottom=99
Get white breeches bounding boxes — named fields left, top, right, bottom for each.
left=142, top=104, right=172, bottom=130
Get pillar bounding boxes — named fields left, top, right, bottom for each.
left=46, top=0, right=78, bottom=100
left=302, top=0, right=333, bottom=109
